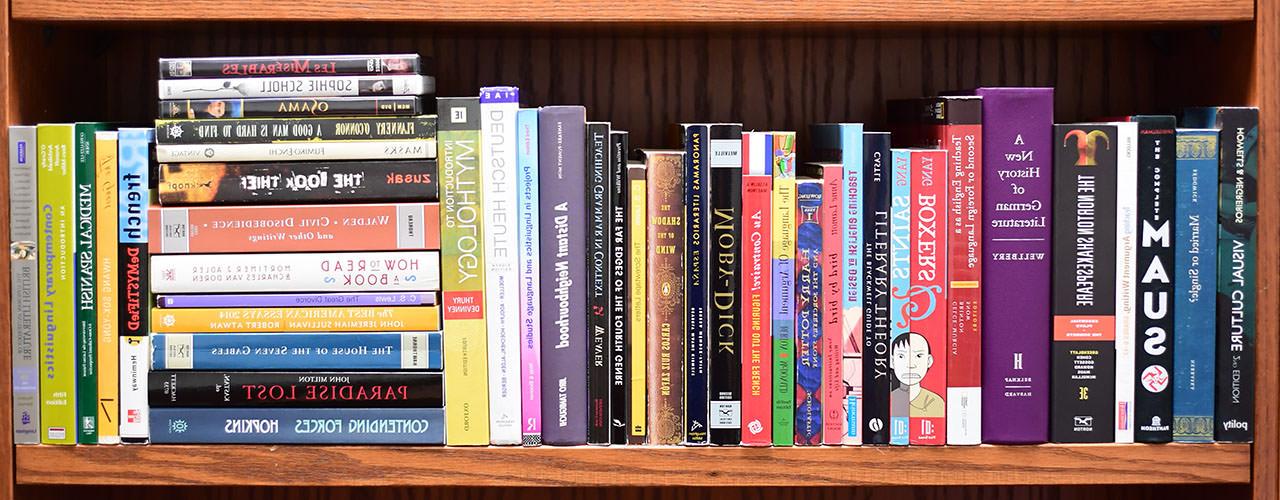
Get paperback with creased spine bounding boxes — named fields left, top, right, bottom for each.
left=151, top=332, right=442, bottom=371
left=159, top=97, right=423, bottom=119
left=149, top=371, right=443, bottom=408
left=158, top=160, right=437, bottom=205
left=158, top=74, right=434, bottom=99
left=155, top=116, right=437, bottom=144
left=149, top=408, right=444, bottom=444
left=9, top=125, right=39, bottom=444
left=481, top=87, right=522, bottom=445
left=150, top=203, right=440, bottom=253
left=150, top=251, right=440, bottom=293
left=159, top=54, right=422, bottom=79
left=1173, top=128, right=1217, bottom=443
left=644, top=150, right=685, bottom=445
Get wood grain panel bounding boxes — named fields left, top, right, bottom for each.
left=7, top=0, right=1256, bottom=24
left=14, top=444, right=1252, bottom=487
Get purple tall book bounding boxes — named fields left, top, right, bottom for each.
left=974, top=88, right=1053, bottom=444
left=538, top=106, right=589, bottom=445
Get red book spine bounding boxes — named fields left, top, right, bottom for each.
left=740, top=164, right=774, bottom=445
left=818, top=165, right=844, bottom=444
left=908, top=149, right=949, bottom=445
left=943, top=120, right=983, bottom=445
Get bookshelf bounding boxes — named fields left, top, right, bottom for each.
left=0, top=0, right=1276, bottom=499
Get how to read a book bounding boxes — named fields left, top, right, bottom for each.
left=8, top=53, right=1258, bottom=446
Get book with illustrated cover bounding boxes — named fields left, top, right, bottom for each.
left=770, top=132, right=798, bottom=446
left=793, top=178, right=823, bottom=446
left=887, top=149, right=911, bottom=446
left=904, top=149, right=949, bottom=446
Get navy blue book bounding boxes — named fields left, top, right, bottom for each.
left=1173, top=128, right=1218, bottom=443
left=150, top=408, right=444, bottom=444
left=861, top=131, right=893, bottom=445
left=682, top=123, right=711, bottom=445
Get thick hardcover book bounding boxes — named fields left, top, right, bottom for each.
left=770, top=132, right=798, bottom=446
left=644, top=150, right=686, bottom=445
left=1128, top=115, right=1177, bottom=443
left=888, top=149, right=912, bottom=446
left=149, top=203, right=440, bottom=253
left=1184, top=107, right=1258, bottom=442
left=1051, top=124, right=1119, bottom=443
left=794, top=178, right=824, bottom=446
left=587, top=121, right=614, bottom=445
left=160, top=54, right=422, bottom=79
left=973, top=87, right=1053, bottom=444
left=149, top=408, right=444, bottom=444
left=36, top=123, right=77, bottom=445
left=94, top=131, right=120, bottom=444
left=159, top=97, right=424, bottom=119
left=74, top=122, right=107, bottom=444
left=156, top=139, right=434, bottom=163
left=907, top=149, right=949, bottom=446
left=626, top=161, right=648, bottom=444
left=119, top=336, right=149, bottom=442
left=155, top=116, right=437, bottom=145
left=1173, top=129, right=1218, bottom=443
left=151, top=306, right=441, bottom=333
left=861, top=132, right=892, bottom=445
left=151, top=332, right=442, bottom=371
left=149, top=371, right=444, bottom=408
left=609, top=131, right=630, bottom=445
left=517, top=109, right=543, bottom=446
left=150, top=251, right=441, bottom=293
left=438, top=96, right=490, bottom=446
left=682, top=124, right=711, bottom=446
left=9, top=125, right=39, bottom=444
left=1114, top=122, right=1139, bottom=444
left=481, top=87, right=522, bottom=445
left=538, top=106, right=589, bottom=446
left=158, top=74, right=434, bottom=100
left=159, top=292, right=436, bottom=308
left=158, top=160, right=438, bottom=206
left=740, top=132, right=773, bottom=446
left=708, top=124, right=743, bottom=445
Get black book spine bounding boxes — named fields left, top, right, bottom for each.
left=609, top=131, right=630, bottom=445
left=156, top=160, right=438, bottom=205
left=683, top=124, right=711, bottom=445
left=159, top=54, right=422, bottom=79
left=860, top=131, right=892, bottom=445
left=155, top=116, right=437, bottom=145
left=1050, top=124, right=1119, bottom=443
left=708, top=123, right=743, bottom=445
left=1132, top=116, right=1176, bottom=443
left=586, top=122, right=613, bottom=445
left=158, top=97, right=424, bottom=119
left=148, top=371, right=444, bottom=408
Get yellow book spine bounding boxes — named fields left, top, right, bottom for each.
left=627, top=167, right=647, bottom=440
left=36, top=123, right=76, bottom=445
left=150, top=306, right=441, bottom=333
left=769, top=132, right=797, bottom=445
left=94, top=131, right=119, bottom=444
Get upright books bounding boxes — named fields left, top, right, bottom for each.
left=480, top=87, right=522, bottom=446
left=36, top=123, right=77, bottom=445
left=644, top=149, right=685, bottom=445
left=1173, top=128, right=1218, bottom=443
left=905, top=148, right=948, bottom=446
left=9, top=125, right=39, bottom=444
left=707, top=124, right=743, bottom=446
left=861, top=132, right=892, bottom=445
left=770, top=132, right=798, bottom=446
left=739, top=133, right=773, bottom=446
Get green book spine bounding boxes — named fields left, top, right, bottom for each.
left=73, top=123, right=107, bottom=444
left=37, top=124, right=77, bottom=445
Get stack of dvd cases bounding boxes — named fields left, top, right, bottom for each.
left=147, top=54, right=446, bottom=444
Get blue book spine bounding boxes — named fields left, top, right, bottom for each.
left=683, top=124, right=711, bottom=445
left=888, top=149, right=912, bottom=446
left=1173, top=129, right=1218, bottom=443
left=150, top=408, right=444, bottom=444
left=516, top=108, right=543, bottom=446
left=151, top=332, right=443, bottom=371
left=794, top=180, right=824, bottom=445
left=839, top=124, right=865, bottom=444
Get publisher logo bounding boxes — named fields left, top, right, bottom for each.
left=16, top=141, right=25, bottom=163
left=868, top=418, right=883, bottom=433
left=450, top=107, right=467, bottom=124
left=1141, top=365, right=1169, bottom=393
left=1073, top=415, right=1093, bottom=427
left=747, top=419, right=764, bottom=435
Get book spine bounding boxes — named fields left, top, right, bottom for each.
left=794, top=179, right=823, bottom=446
left=117, top=129, right=153, bottom=342
left=36, top=124, right=76, bottom=445
left=152, top=332, right=443, bottom=371
left=888, top=149, right=912, bottom=446
left=609, top=131, right=630, bottom=445
left=159, top=97, right=424, bottom=119
left=149, top=408, right=445, bottom=444
left=438, top=97, right=490, bottom=445
left=9, top=125, right=40, bottom=444
left=93, top=131, right=120, bottom=444
left=481, top=87, right=521, bottom=446
left=151, top=251, right=441, bottom=293
left=149, top=371, right=444, bottom=408
left=538, top=106, right=589, bottom=446
left=158, top=292, right=437, bottom=308
left=626, top=161, right=648, bottom=444
left=159, top=54, right=422, bottom=79
left=975, top=87, right=1053, bottom=444
left=770, top=132, right=797, bottom=446
left=587, top=122, right=613, bottom=445
left=683, top=125, right=710, bottom=445
left=1051, top=124, right=1119, bottom=443
left=151, top=306, right=440, bottom=333
left=156, top=140, right=435, bottom=163
left=73, top=123, right=104, bottom=444
left=149, top=203, right=440, bottom=254
left=158, top=74, right=432, bottom=99
left=157, top=160, right=438, bottom=206
left=645, top=150, right=685, bottom=445
left=1212, top=108, right=1258, bottom=442
left=1173, top=129, right=1217, bottom=443
left=1114, top=122, right=1139, bottom=444
left=861, top=132, right=892, bottom=445
left=907, top=149, right=949, bottom=446
left=818, top=164, right=842, bottom=445
left=155, top=116, right=437, bottom=144
left=1132, top=116, right=1176, bottom=443
left=119, top=336, right=149, bottom=442
left=708, top=125, right=743, bottom=445
left=942, top=105, right=983, bottom=446
left=837, top=125, right=864, bottom=446
left=517, top=108, right=543, bottom=446
left=740, top=132, right=773, bottom=446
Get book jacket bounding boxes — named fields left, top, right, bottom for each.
left=1173, top=128, right=1217, bottom=443
left=644, top=150, right=685, bottom=445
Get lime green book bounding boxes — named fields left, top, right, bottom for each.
left=37, top=123, right=77, bottom=445
left=770, top=132, right=797, bottom=446
left=73, top=122, right=107, bottom=444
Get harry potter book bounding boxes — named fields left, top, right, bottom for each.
left=793, top=178, right=824, bottom=446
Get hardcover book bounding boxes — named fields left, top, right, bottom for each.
left=861, top=131, right=892, bottom=445
left=740, top=132, right=773, bottom=446
left=154, top=116, right=436, bottom=144
left=94, top=131, right=120, bottom=444
left=626, top=161, right=649, bottom=444
left=794, top=178, right=824, bottom=446
left=74, top=123, right=108, bottom=444
left=151, top=332, right=442, bottom=371
left=644, top=149, right=685, bottom=445
left=159, top=97, right=424, bottom=119
left=609, top=131, right=630, bottom=445
left=517, top=108, right=543, bottom=446
left=906, top=149, right=949, bottom=446
left=1051, top=123, right=1119, bottom=443
left=707, top=124, right=743, bottom=445
left=800, top=162, right=844, bottom=445
left=587, top=121, right=614, bottom=445
left=888, top=149, right=912, bottom=446
left=437, top=96, right=490, bottom=446
left=481, top=87, right=522, bottom=445
left=149, top=371, right=444, bottom=408
left=1173, top=128, right=1218, bottom=443
left=158, top=74, right=434, bottom=100
left=36, top=123, right=77, bottom=445
left=159, top=54, right=422, bottom=79
left=150, top=251, right=441, bottom=293
left=157, top=160, right=438, bottom=205
left=150, top=306, right=441, bottom=333
left=770, top=132, right=798, bottom=446
left=149, top=408, right=445, bottom=444
left=149, top=203, right=441, bottom=253
left=9, top=125, right=39, bottom=444
left=1114, top=122, right=1139, bottom=444
left=682, top=124, right=710, bottom=446
left=155, top=140, right=435, bottom=163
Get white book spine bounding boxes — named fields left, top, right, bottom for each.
left=8, top=125, right=40, bottom=444
left=155, top=139, right=435, bottom=163
left=150, top=251, right=441, bottom=293
left=481, top=88, right=522, bottom=445
left=158, top=74, right=433, bottom=99
left=119, top=336, right=149, bottom=442
left=516, top=109, right=543, bottom=446
left=1114, top=122, right=1139, bottom=444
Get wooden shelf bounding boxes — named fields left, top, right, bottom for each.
left=14, top=444, right=1251, bottom=487
left=9, top=0, right=1255, bottom=23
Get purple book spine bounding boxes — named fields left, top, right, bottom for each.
left=975, top=87, right=1053, bottom=444
left=538, top=106, right=589, bottom=445
left=157, top=293, right=437, bottom=308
